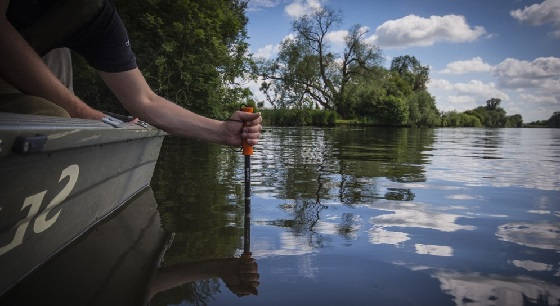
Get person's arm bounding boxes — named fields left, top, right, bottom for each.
left=147, top=258, right=259, bottom=300
left=0, top=1, right=103, bottom=119
left=99, top=68, right=262, bottom=146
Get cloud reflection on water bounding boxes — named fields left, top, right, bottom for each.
left=495, top=222, right=560, bottom=251
left=435, top=271, right=560, bottom=306
left=369, top=201, right=476, bottom=233
left=252, top=231, right=315, bottom=258
left=368, top=227, right=410, bottom=246
left=511, top=260, right=553, bottom=272
left=415, top=244, right=454, bottom=257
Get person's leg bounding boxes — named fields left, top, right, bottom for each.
left=0, top=93, right=70, bottom=118
left=0, top=77, right=70, bottom=118
left=0, top=48, right=72, bottom=117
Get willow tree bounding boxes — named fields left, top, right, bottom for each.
left=259, top=7, right=382, bottom=117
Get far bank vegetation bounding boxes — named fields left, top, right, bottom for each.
left=255, top=6, right=534, bottom=128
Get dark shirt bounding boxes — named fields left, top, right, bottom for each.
left=7, top=0, right=137, bottom=73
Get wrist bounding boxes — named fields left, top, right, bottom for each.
left=218, top=120, right=232, bottom=145
left=79, top=108, right=104, bottom=120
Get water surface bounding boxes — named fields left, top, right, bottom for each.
left=150, top=127, right=560, bottom=306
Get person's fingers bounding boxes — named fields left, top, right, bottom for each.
left=235, top=111, right=260, bottom=121
left=242, top=130, right=261, bottom=138
left=240, top=273, right=260, bottom=282
left=248, top=282, right=259, bottom=295
left=241, top=260, right=258, bottom=270
left=243, top=125, right=261, bottom=134
left=243, top=133, right=261, bottom=145
left=245, top=114, right=262, bottom=126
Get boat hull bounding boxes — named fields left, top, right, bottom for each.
left=0, top=187, right=169, bottom=306
left=0, top=113, right=165, bottom=295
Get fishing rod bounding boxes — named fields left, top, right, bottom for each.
left=241, top=106, right=253, bottom=259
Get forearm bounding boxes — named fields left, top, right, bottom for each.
left=99, top=69, right=261, bottom=146
left=148, top=260, right=226, bottom=299
left=0, top=18, right=103, bottom=119
left=99, top=69, right=231, bottom=143
left=136, top=95, right=227, bottom=144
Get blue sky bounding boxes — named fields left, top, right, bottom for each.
left=244, top=0, right=560, bottom=121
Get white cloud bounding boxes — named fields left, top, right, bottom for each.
left=254, top=44, right=280, bottom=59
left=429, top=79, right=509, bottom=101
left=325, top=30, right=349, bottom=46
left=282, top=33, right=297, bottom=42
left=247, top=0, right=283, bottom=11
left=493, top=57, right=560, bottom=92
left=447, top=96, right=477, bottom=105
left=495, top=57, right=560, bottom=80
left=369, top=14, right=486, bottom=48
left=520, top=94, right=559, bottom=106
left=284, top=0, right=322, bottom=18
left=454, top=80, right=509, bottom=100
left=430, top=56, right=559, bottom=120
left=511, top=0, right=560, bottom=38
left=252, top=33, right=296, bottom=60
left=440, top=57, right=493, bottom=74
left=427, top=78, right=453, bottom=90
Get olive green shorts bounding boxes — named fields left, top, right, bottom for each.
left=0, top=78, right=70, bottom=118
left=0, top=48, right=72, bottom=118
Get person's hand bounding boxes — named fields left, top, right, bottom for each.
left=219, top=256, right=259, bottom=297
left=223, top=111, right=262, bottom=147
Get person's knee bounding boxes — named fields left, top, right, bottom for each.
left=25, top=96, right=71, bottom=118
left=0, top=94, right=70, bottom=118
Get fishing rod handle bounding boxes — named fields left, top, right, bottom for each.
left=241, top=106, right=253, bottom=156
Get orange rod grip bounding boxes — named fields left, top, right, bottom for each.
left=241, top=106, right=253, bottom=156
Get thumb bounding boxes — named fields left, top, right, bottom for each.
left=234, top=111, right=260, bottom=121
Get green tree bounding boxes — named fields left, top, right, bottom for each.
left=347, top=70, right=410, bottom=125
left=390, top=55, right=430, bottom=91
left=466, top=98, right=507, bottom=128
left=486, top=98, right=501, bottom=110
left=406, top=90, right=440, bottom=127
left=73, top=0, right=252, bottom=119
left=441, top=111, right=482, bottom=127
left=548, top=111, right=560, bottom=128
left=259, top=7, right=382, bottom=117
left=505, top=114, right=523, bottom=128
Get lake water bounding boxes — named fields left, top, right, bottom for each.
left=3, top=127, right=559, bottom=305
left=149, top=127, right=560, bottom=306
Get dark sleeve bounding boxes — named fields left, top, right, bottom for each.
left=65, top=0, right=137, bottom=73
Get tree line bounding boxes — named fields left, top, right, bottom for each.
left=255, top=7, right=439, bottom=127
left=255, top=6, right=531, bottom=128
left=70, top=1, right=555, bottom=129
left=525, top=112, right=560, bottom=128
left=441, top=98, right=523, bottom=128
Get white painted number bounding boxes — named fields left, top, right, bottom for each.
left=0, top=164, right=79, bottom=256
left=34, top=164, right=79, bottom=233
